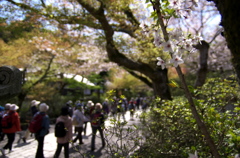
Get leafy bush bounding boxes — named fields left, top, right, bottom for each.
left=140, top=77, right=240, bottom=157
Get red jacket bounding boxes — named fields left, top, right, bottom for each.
left=2, top=110, right=21, bottom=133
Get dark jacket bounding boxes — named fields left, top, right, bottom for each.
left=91, top=111, right=105, bottom=127
left=35, top=112, right=50, bottom=137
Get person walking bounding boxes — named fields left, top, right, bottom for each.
left=22, top=100, right=40, bottom=143
left=128, top=98, right=136, bottom=120
left=54, top=106, right=73, bottom=158
left=34, top=103, right=50, bottom=158
left=66, top=100, right=73, bottom=117
left=83, top=100, right=94, bottom=136
left=111, top=97, right=118, bottom=117
left=1, top=104, right=21, bottom=155
left=102, top=99, right=110, bottom=116
left=135, top=96, right=141, bottom=110
left=0, top=103, right=11, bottom=141
left=90, top=103, right=105, bottom=152
left=73, top=100, right=81, bottom=134
left=72, top=104, right=85, bottom=145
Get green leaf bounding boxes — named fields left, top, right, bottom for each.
left=188, top=85, right=194, bottom=93
left=168, top=80, right=179, bottom=88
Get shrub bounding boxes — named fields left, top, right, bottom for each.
left=140, top=77, right=240, bottom=157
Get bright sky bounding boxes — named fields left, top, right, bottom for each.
left=64, top=74, right=95, bottom=86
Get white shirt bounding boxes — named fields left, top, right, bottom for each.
left=72, top=109, right=85, bottom=127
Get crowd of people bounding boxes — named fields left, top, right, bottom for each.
left=0, top=96, right=152, bottom=158
left=0, top=101, right=50, bottom=158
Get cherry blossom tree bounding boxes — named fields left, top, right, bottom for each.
left=4, top=0, right=173, bottom=100
left=168, top=0, right=232, bottom=87
left=148, top=0, right=221, bottom=157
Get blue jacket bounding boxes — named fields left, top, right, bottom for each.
left=35, top=112, right=50, bottom=137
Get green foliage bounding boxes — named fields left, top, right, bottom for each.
left=63, top=78, right=97, bottom=89
left=148, top=0, right=179, bottom=21
left=193, top=76, right=240, bottom=157
left=140, top=97, right=201, bottom=157
left=0, top=14, right=39, bottom=43
left=107, top=68, right=153, bottom=98
left=140, top=77, right=240, bottom=157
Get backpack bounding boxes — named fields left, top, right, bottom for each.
left=55, top=121, right=67, bottom=137
left=28, top=112, right=45, bottom=133
left=129, top=102, right=135, bottom=110
left=72, top=115, right=80, bottom=126
left=1, top=113, right=13, bottom=129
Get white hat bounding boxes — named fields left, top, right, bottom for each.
left=10, top=104, right=19, bottom=111
left=31, top=100, right=40, bottom=107
left=39, top=103, right=49, bottom=112
left=87, top=100, right=94, bottom=107
left=95, top=103, right=102, bottom=109
left=67, top=100, right=73, bottom=104
left=5, top=103, right=11, bottom=110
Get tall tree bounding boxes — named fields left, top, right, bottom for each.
left=4, top=0, right=172, bottom=100
left=169, top=0, right=231, bottom=87
left=207, top=0, right=240, bottom=84
left=148, top=0, right=221, bottom=156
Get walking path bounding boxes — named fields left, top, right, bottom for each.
left=0, top=110, right=143, bottom=158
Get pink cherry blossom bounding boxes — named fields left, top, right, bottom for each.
left=156, top=57, right=166, bottom=69
left=170, top=55, right=184, bottom=67
left=162, top=41, right=174, bottom=52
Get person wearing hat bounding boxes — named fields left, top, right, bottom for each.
left=72, top=103, right=85, bottom=145
left=31, top=100, right=40, bottom=116
left=53, top=106, right=73, bottom=158
left=22, top=100, right=41, bottom=143
left=2, top=104, right=21, bottom=155
left=102, top=98, right=110, bottom=116
left=83, top=100, right=94, bottom=136
left=35, top=103, right=50, bottom=158
left=90, top=103, right=105, bottom=152
left=65, top=100, right=74, bottom=117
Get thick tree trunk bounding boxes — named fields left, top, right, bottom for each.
left=209, top=0, right=240, bottom=84
left=194, top=40, right=209, bottom=88
left=127, top=68, right=172, bottom=99
left=151, top=69, right=172, bottom=100
left=17, top=92, right=27, bottom=110
left=106, top=42, right=172, bottom=100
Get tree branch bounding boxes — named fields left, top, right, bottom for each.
left=123, top=6, right=140, bottom=27
left=40, top=0, right=46, bottom=8
left=26, top=54, right=55, bottom=92
left=150, top=0, right=169, bottom=41
left=125, top=69, right=153, bottom=88
left=209, top=28, right=224, bottom=44
left=6, top=0, right=40, bottom=13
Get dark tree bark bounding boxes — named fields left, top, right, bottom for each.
left=17, top=92, right=27, bottom=110
left=208, top=0, right=240, bottom=84
left=193, top=40, right=210, bottom=88
left=105, top=42, right=172, bottom=100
